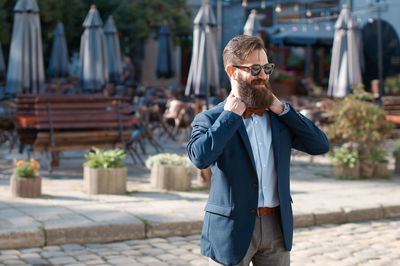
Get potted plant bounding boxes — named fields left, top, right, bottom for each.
left=329, top=146, right=360, bottom=178
left=146, top=153, right=197, bottom=191
left=10, top=158, right=41, bottom=198
left=394, top=140, right=400, bottom=174
left=83, top=147, right=128, bottom=194
left=327, top=84, right=394, bottom=178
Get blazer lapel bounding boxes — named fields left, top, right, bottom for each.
left=238, top=122, right=257, bottom=172
left=269, top=112, right=280, bottom=173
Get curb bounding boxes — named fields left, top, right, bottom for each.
left=1, top=205, right=400, bottom=250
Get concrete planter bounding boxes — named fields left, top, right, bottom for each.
left=10, top=176, right=41, bottom=198
left=394, top=151, right=400, bottom=174
left=374, top=162, right=388, bottom=178
left=333, top=161, right=360, bottom=178
left=84, top=167, right=127, bottom=194
left=360, top=160, right=375, bottom=178
left=150, top=164, right=192, bottom=191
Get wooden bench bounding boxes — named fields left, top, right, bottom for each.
left=14, top=94, right=140, bottom=171
left=381, top=96, right=400, bottom=136
left=381, top=96, right=400, bottom=123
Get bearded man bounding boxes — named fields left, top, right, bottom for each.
left=186, top=35, right=330, bottom=266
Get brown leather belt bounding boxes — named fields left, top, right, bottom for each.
left=257, top=206, right=280, bottom=216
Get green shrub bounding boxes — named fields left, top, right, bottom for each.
left=327, top=84, right=394, bottom=157
left=329, top=146, right=358, bottom=168
left=145, top=153, right=197, bottom=176
left=84, top=147, right=127, bottom=168
left=13, top=159, right=40, bottom=178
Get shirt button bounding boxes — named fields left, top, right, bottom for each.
left=263, top=164, right=266, bottom=168
left=250, top=209, right=257, bottom=215
left=259, top=142, right=262, bottom=145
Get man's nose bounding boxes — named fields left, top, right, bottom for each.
left=257, top=68, right=267, bottom=79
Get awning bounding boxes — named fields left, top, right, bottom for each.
left=271, top=23, right=334, bottom=46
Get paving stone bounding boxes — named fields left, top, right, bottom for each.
left=18, top=248, right=43, bottom=254
left=2, top=259, right=27, bottom=265
left=121, top=249, right=141, bottom=256
left=84, top=259, right=106, bottom=265
left=20, top=253, right=41, bottom=259
left=43, top=245, right=62, bottom=251
left=138, top=248, right=164, bottom=256
left=190, top=258, right=209, bottom=265
left=0, top=250, right=20, bottom=255
left=147, top=238, right=168, bottom=243
left=167, top=248, right=188, bottom=255
left=156, top=253, right=176, bottom=261
left=180, top=253, right=200, bottom=261
left=24, top=258, right=49, bottom=265
left=75, top=254, right=101, bottom=261
left=136, top=256, right=162, bottom=264
left=65, top=250, right=90, bottom=257
left=48, top=256, right=77, bottom=265
left=61, top=244, right=83, bottom=251
left=131, top=244, right=153, bottom=250
left=0, top=255, right=19, bottom=260
left=41, top=250, right=66, bottom=258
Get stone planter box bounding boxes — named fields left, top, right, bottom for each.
left=10, top=176, right=41, bottom=198
left=374, top=162, right=388, bottom=178
left=84, top=167, right=127, bottom=194
left=333, top=161, right=360, bottom=178
left=360, top=160, right=375, bottom=178
left=394, top=151, right=400, bottom=174
left=151, top=164, right=192, bottom=191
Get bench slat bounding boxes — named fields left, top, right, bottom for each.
left=36, top=121, right=135, bottom=129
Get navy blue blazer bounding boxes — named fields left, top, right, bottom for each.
left=187, top=101, right=330, bottom=265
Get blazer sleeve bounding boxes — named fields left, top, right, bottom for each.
left=278, top=105, right=330, bottom=155
left=186, top=110, right=243, bottom=169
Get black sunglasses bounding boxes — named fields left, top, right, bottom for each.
left=233, top=63, right=275, bottom=76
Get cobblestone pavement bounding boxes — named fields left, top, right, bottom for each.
left=0, top=218, right=399, bottom=266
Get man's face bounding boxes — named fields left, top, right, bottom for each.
left=235, top=49, right=273, bottom=109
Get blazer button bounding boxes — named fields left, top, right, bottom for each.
left=250, top=209, right=256, bottom=215
left=253, top=183, right=258, bottom=189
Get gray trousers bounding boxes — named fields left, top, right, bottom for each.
left=209, top=210, right=290, bottom=266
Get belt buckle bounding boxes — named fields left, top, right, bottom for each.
left=257, top=208, right=261, bottom=217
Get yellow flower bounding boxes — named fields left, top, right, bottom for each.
left=30, top=158, right=40, bottom=169
left=16, top=160, right=25, bottom=167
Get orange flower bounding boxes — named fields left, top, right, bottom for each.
left=29, top=158, right=40, bottom=169
left=16, top=160, right=25, bottom=167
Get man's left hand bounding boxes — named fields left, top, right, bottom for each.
left=268, top=94, right=285, bottom=115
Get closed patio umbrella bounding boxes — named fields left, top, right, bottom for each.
left=104, top=16, right=122, bottom=84
left=79, top=5, right=108, bottom=93
left=328, top=5, right=362, bottom=98
left=156, top=22, right=175, bottom=88
left=244, top=9, right=262, bottom=37
left=48, top=22, right=69, bottom=79
left=185, top=0, right=220, bottom=113
left=6, top=0, right=45, bottom=96
left=0, top=41, right=5, bottom=83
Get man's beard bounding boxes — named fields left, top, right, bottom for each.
left=237, top=75, right=273, bottom=109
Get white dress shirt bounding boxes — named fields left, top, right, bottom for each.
left=243, top=104, right=289, bottom=207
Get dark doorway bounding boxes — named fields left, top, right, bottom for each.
left=362, top=20, right=400, bottom=90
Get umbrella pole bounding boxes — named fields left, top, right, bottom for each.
left=161, top=77, right=165, bottom=89
left=195, top=98, right=201, bottom=116
left=56, top=78, right=61, bottom=94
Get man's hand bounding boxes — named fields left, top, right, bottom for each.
left=224, top=94, right=246, bottom=116
left=268, top=93, right=285, bottom=115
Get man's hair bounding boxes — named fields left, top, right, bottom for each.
left=223, top=35, right=266, bottom=67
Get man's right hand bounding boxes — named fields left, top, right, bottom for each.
left=224, top=94, right=246, bottom=116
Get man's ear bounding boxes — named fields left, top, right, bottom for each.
left=225, top=65, right=237, bottom=80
